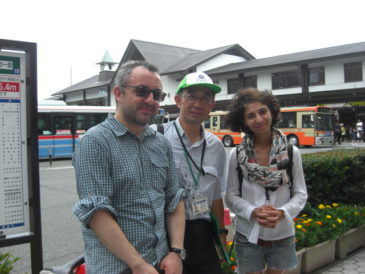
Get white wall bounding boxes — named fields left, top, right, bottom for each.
left=309, top=56, right=365, bottom=93
left=65, top=90, right=83, bottom=102
left=197, top=54, right=246, bottom=71
left=209, top=56, right=365, bottom=102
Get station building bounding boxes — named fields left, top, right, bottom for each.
left=52, top=39, right=365, bottom=125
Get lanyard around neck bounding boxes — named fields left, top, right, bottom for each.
left=173, top=121, right=206, bottom=177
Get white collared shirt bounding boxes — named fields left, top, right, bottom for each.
left=225, top=146, right=307, bottom=243
left=163, top=118, right=227, bottom=220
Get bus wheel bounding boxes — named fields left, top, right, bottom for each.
left=287, top=135, right=299, bottom=146
left=222, top=136, right=233, bottom=147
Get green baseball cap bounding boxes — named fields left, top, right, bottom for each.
left=176, top=72, right=222, bottom=94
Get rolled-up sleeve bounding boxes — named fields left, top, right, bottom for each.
left=163, top=139, right=186, bottom=213
left=72, top=133, right=117, bottom=227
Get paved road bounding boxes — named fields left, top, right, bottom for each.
left=0, top=160, right=83, bottom=273
left=1, top=143, right=364, bottom=273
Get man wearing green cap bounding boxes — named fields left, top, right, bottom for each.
left=159, top=72, right=227, bottom=274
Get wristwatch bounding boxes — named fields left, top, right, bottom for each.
left=170, top=247, right=186, bottom=260
left=219, top=228, right=229, bottom=235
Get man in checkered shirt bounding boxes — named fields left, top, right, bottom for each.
left=73, top=60, right=186, bottom=274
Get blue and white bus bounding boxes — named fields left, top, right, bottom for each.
left=38, top=105, right=115, bottom=159
left=38, top=104, right=169, bottom=159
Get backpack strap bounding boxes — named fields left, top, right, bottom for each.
left=287, top=144, right=294, bottom=197
left=236, top=147, right=243, bottom=197
left=157, top=124, right=164, bottom=135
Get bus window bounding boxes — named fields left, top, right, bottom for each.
left=54, top=116, right=72, bottom=135
left=38, top=114, right=52, bottom=135
left=277, top=112, right=296, bottom=128
left=204, top=118, right=211, bottom=129
left=302, top=114, right=314, bottom=128
left=315, top=114, right=333, bottom=131
left=76, top=113, right=107, bottom=134
left=212, top=116, right=218, bottom=128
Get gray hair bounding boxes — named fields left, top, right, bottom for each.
left=114, top=60, right=159, bottom=87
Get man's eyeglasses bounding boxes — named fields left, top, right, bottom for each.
left=182, top=94, right=214, bottom=104
left=121, top=85, right=167, bottom=102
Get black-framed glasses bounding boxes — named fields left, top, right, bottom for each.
left=182, top=94, right=214, bottom=104
left=121, top=85, right=166, bottom=102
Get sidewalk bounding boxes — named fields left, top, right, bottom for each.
left=312, top=247, right=365, bottom=273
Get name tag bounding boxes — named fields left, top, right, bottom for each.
left=192, top=194, right=209, bottom=215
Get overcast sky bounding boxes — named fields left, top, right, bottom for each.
left=1, top=0, right=365, bottom=100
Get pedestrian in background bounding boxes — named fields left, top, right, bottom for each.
left=334, top=122, right=341, bottom=144
left=73, top=60, right=186, bottom=274
left=225, top=88, right=308, bottom=274
left=340, top=123, right=346, bottom=143
left=356, top=118, right=364, bottom=142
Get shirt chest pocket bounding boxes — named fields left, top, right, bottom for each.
left=148, top=155, right=169, bottom=189
left=199, top=166, right=219, bottom=193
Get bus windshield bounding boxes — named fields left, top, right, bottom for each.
left=315, top=113, right=333, bottom=131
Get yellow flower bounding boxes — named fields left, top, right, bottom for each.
left=326, top=215, right=332, bottom=219
left=332, top=224, right=337, bottom=228
left=296, top=225, right=303, bottom=229
left=302, top=214, right=308, bottom=217
left=318, top=204, right=325, bottom=209
left=326, top=205, right=331, bottom=208
left=354, top=211, right=360, bottom=216
left=337, top=218, right=343, bottom=224
left=332, top=203, right=339, bottom=207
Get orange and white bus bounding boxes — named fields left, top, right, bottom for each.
left=204, top=111, right=242, bottom=147
left=204, top=106, right=335, bottom=147
left=276, top=106, right=334, bottom=146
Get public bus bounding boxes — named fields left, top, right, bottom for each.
left=204, top=106, right=335, bottom=147
left=38, top=104, right=169, bottom=159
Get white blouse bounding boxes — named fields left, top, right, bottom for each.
left=225, top=146, right=308, bottom=244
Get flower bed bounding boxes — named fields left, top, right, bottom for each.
left=221, top=203, right=365, bottom=273
left=295, top=203, right=365, bottom=251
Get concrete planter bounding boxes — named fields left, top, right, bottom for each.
left=336, top=224, right=365, bottom=259
left=302, top=239, right=336, bottom=273
left=289, top=248, right=306, bottom=274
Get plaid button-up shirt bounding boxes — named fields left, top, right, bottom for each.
left=73, top=114, right=185, bottom=274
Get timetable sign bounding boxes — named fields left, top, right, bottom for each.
left=0, top=52, right=29, bottom=237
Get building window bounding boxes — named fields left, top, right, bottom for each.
left=244, top=75, right=257, bottom=88
left=272, top=70, right=301, bottom=89
left=227, top=78, right=241, bottom=94
left=309, top=67, right=325, bottom=86
left=344, top=62, right=363, bottom=82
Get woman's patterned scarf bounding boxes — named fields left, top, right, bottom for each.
left=237, top=128, right=290, bottom=191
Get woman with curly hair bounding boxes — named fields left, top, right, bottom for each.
left=225, top=88, right=307, bottom=274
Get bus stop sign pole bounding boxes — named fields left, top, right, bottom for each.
left=0, top=39, right=43, bottom=273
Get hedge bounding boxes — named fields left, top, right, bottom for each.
left=301, top=148, right=365, bottom=206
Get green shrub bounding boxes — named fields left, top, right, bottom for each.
left=302, top=148, right=365, bottom=206
left=0, top=252, right=20, bottom=274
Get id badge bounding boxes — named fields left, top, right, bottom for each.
left=192, top=194, right=209, bottom=215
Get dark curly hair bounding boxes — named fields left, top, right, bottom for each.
left=225, top=88, right=281, bottom=134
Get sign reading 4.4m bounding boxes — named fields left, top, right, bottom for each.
left=0, top=56, right=21, bottom=95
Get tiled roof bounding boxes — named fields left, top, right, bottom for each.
left=207, top=41, right=365, bottom=75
